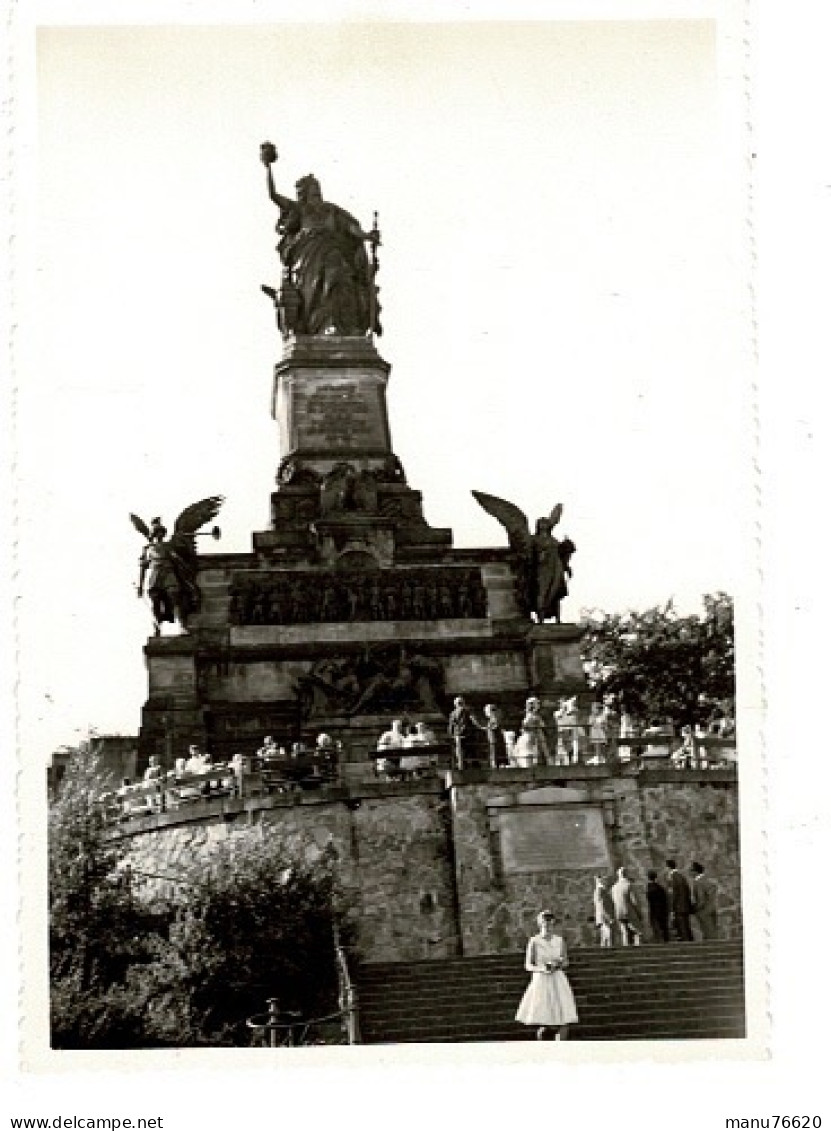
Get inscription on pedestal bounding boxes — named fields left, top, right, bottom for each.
left=293, top=381, right=387, bottom=451
left=497, top=806, right=610, bottom=874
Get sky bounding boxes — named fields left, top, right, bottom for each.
left=15, top=17, right=752, bottom=759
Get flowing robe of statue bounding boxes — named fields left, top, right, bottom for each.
left=279, top=198, right=377, bottom=336
left=531, top=525, right=567, bottom=622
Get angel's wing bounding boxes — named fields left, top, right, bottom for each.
left=169, top=496, right=224, bottom=564
left=471, top=491, right=531, bottom=556
left=129, top=513, right=151, bottom=540
left=549, top=503, right=563, bottom=527
left=173, top=496, right=224, bottom=536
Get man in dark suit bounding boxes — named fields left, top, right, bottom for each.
left=447, top=696, right=479, bottom=771
left=665, top=858, right=694, bottom=941
left=646, top=869, right=670, bottom=942
left=691, top=861, right=719, bottom=939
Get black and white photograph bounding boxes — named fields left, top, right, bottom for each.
left=4, top=0, right=828, bottom=1122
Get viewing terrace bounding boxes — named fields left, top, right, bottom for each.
left=103, top=730, right=737, bottom=833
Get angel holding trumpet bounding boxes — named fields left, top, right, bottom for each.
left=131, top=497, right=223, bottom=635
left=472, top=491, right=576, bottom=624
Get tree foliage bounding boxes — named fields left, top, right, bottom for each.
left=580, top=592, right=735, bottom=727
left=130, top=832, right=345, bottom=1047
left=49, top=746, right=168, bottom=1047
left=49, top=750, right=347, bottom=1048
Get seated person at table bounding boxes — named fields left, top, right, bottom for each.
left=117, top=777, right=148, bottom=816
left=256, top=736, right=281, bottom=767
left=142, top=754, right=165, bottom=810
left=315, top=733, right=337, bottom=776
left=143, top=755, right=163, bottom=783
left=671, top=725, right=696, bottom=768
left=406, top=721, right=437, bottom=746
left=400, top=720, right=438, bottom=774
left=185, top=744, right=208, bottom=774
left=641, top=719, right=674, bottom=759
left=376, top=719, right=406, bottom=775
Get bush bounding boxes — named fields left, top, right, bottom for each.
left=134, top=830, right=347, bottom=1047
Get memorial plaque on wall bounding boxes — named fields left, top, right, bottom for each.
left=497, top=805, right=610, bottom=874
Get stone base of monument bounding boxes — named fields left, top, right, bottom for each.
left=136, top=336, right=591, bottom=775
left=138, top=616, right=590, bottom=771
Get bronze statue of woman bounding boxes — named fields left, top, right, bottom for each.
left=260, top=142, right=381, bottom=337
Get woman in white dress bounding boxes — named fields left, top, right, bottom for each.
left=516, top=910, right=579, bottom=1040
left=511, top=697, right=550, bottom=767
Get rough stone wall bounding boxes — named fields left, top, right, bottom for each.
left=120, top=773, right=741, bottom=964
left=449, top=781, right=607, bottom=954
left=449, top=773, right=742, bottom=955
left=123, top=788, right=456, bottom=965
left=348, top=793, right=458, bottom=961
left=628, top=780, right=742, bottom=938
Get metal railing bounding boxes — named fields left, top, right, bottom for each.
left=245, top=998, right=348, bottom=1047
left=100, top=755, right=338, bottom=824
left=245, top=927, right=360, bottom=1047
left=102, top=727, right=737, bottom=824
left=334, top=923, right=360, bottom=1044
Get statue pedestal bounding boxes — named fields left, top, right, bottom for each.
left=272, top=335, right=392, bottom=466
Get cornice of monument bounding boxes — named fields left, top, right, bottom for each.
left=275, top=334, right=390, bottom=375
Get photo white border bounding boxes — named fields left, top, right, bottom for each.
left=10, top=0, right=820, bottom=1120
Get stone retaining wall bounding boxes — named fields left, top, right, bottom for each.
left=120, top=768, right=741, bottom=962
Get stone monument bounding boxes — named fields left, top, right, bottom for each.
left=136, top=145, right=589, bottom=775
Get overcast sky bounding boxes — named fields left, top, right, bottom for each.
left=16, top=18, right=751, bottom=758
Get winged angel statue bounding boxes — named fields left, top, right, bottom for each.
left=131, top=497, right=223, bottom=635
left=472, top=491, right=576, bottom=624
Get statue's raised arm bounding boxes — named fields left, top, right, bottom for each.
left=260, top=141, right=296, bottom=214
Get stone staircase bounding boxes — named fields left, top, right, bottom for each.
left=355, top=940, right=745, bottom=1043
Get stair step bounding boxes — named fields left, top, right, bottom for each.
left=361, top=999, right=746, bottom=1040
left=364, top=1012, right=747, bottom=1043
left=357, top=984, right=742, bottom=1017
left=366, top=1022, right=747, bottom=1044
left=359, top=941, right=742, bottom=975
left=358, top=963, right=743, bottom=994
left=357, top=965, right=742, bottom=992
left=358, top=944, right=743, bottom=980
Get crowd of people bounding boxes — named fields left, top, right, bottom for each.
left=593, top=860, right=720, bottom=946
left=374, top=719, right=439, bottom=777
left=105, top=732, right=345, bottom=819
left=106, top=690, right=737, bottom=817
left=513, top=864, right=720, bottom=1040
left=446, top=694, right=735, bottom=772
